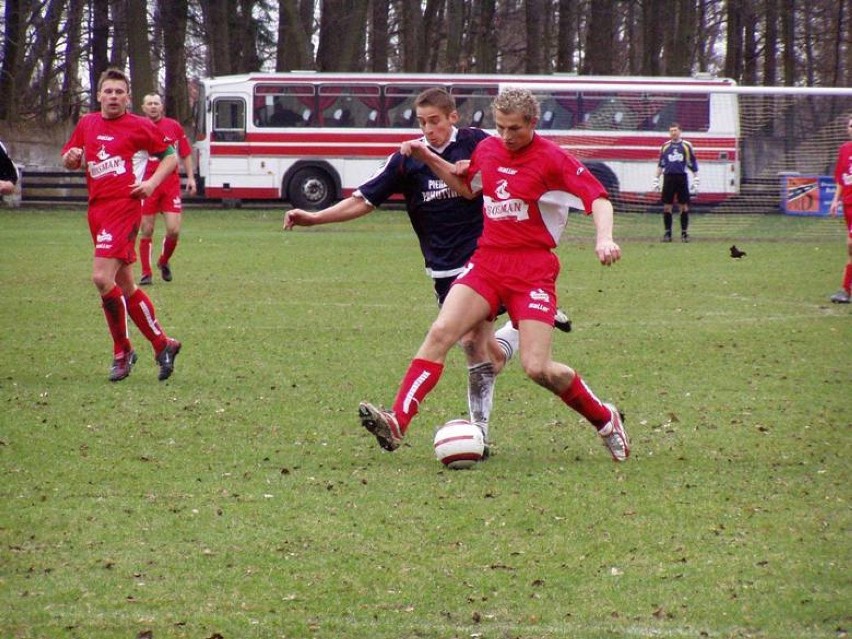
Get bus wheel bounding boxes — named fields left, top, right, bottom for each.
left=287, top=167, right=335, bottom=210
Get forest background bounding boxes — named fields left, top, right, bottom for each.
left=1, top=0, right=851, bottom=134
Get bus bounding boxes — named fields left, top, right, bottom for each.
left=193, top=72, right=740, bottom=208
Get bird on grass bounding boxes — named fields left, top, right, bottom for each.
left=730, top=245, right=747, bottom=259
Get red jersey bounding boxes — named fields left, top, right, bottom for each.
left=834, top=140, right=852, bottom=207
left=62, top=112, right=172, bottom=206
left=143, top=116, right=191, bottom=183
left=466, top=134, right=608, bottom=251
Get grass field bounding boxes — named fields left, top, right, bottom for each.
left=1, top=207, right=849, bottom=639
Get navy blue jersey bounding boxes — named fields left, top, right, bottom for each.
left=658, top=139, right=698, bottom=175
left=357, top=127, right=489, bottom=277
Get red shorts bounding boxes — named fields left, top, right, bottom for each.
left=452, top=247, right=561, bottom=325
left=88, top=199, right=141, bottom=262
left=142, top=180, right=183, bottom=215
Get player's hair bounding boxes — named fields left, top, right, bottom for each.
left=98, top=67, right=130, bottom=92
left=669, top=122, right=682, bottom=130
left=143, top=92, right=163, bottom=103
left=414, top=88, right=456, bottom=115
left=492, top=87, right=540, bottom=123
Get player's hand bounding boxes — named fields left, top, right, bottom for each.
left=0, top=180, right=14, bottom=195
left=185, top=177, right=197, bottom=196
left=401, top=139, right=429, bottom=159
left=690, top=176, right=699, bottom=195
left=452, top=160, right=470, bottom=176
left=651, top=176, right=660, bottom=192
left=595, top=239, right=621, bottom=266
left=129, top=180, right=155, bottom=199
left=283, top=209, right=315, bottom=230
left=63, top=147, right=83, bottom=170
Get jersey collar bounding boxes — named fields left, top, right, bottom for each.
left=424, top=127, right=459, bottom=154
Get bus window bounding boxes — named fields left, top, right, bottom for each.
left=318, top=84, right=381, bottom=127
left=384, top=85, right=439, bottom=128
left=254, top=84, right=315, bottom=127
left=638, top=94, right=710, bottom=132
left=536, top=91, right=578, bottom=130
left=451, top=85, right=497, bottom=128
left=212, top=98, right=245, bottom=141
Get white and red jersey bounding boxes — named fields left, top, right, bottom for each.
left=143, top=116, right=191, bottom=183
left=834, top=140, right=852, bottom=208
left=62, top=112, right=172, bottom=205
left=466, top=134, right=608, bottom=251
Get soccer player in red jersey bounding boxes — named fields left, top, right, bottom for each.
left=828, top=115, right=852, bottom=304
left=359, top=87, right=630, bottom=462
left=138, top=92, right=197, bottom=285
left=61, top=68, right=183, bottom=382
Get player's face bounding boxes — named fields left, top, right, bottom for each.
left=142, top=96, right=164, bottom=121
left=669, top=126, right=681, bottom=140
left=97, top=80, right=131, bottom=119
left=494, top=110, right=537, bottom=153
left=416, top=106, right=458, bottom=148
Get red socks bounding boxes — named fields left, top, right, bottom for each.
left=139, top=238, right=153, bottom=277
left=843, top=263, right=852, bottom=294
left=101, top=286, right=131, bottom=356
left=125, top=288, right=168, bottom=353
left=559, top=373, right=611, bottom=430
left=392, top=358, right=444, bottom=432
left=159, top=236, right=178, bottom=266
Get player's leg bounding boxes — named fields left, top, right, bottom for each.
left=678, top=176, right=691, bottom=242
left=116, top=264, right=182, bottom=380
left=359, top=284, right=492, bottom=450
left=831, top=226, right=852, bottom=303
left=517, top=319, right=630, bottom=462
left=660, top=179, right=674, bottom=242
left=158, top=212, right=181, bottom=282
left=92, top=256, right=136, bottom=381
left=138, top=212, right=156, bottom=284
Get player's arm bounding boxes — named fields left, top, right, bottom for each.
left=181, top=150, right=197, bottom=196
left=401, top=140, right=477, bottom=199
left=131, top=146, right=177, bottom=198
left=591, top=197, right=621, bottom=266
left=284, top=195, right=374, bottom=230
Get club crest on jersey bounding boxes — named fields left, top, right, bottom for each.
left=495, top=179, right=511, bottom=200
left=89, top=145, right=126, bottom=179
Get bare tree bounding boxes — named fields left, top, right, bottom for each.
left=277, top=0, right=314, bottom=70
left=127, top=0, right=155, bottom=99
left=160, top=0, right=192, bottom=125
left=316, top=0, right=369, bottom=71
left=583, top=0, right=616, bottom=74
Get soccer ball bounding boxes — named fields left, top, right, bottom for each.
left=433, top=419, right=485, bottom=470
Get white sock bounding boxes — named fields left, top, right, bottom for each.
left=467, top=361, right=496, bottom=428
left=494, top=319, right=519, bottom=362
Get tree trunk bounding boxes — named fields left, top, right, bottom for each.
left=60, top=0, right=86, bottom=121
left=199, top=0, right=233, bottom=75
left=582, top=0, right=615, bottom=74
left=525, top=0, right=544, bottom=73
left=160, top=0, right=191, bottom=125
left=277, top=0, right=314, bottom=70
left=369, top=0, right=390, bottom=72
left=90, top=0, right=110, bottom=109
left=724, top=0, right=744, bottom=81
left=556, top=0, right=576, bottom=72
left=317, top=0, right=369, bottom=71
left=763, top=0, right=778, bottom=85
left=476, top=0, right=498, bottom=72
left=126, top=0, right=154, bottom=99
left=642, top=0, right=664, bottom=75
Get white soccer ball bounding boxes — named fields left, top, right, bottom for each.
left=433, top=419, right=485, bottom=470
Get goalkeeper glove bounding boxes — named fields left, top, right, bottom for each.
left=652, top=176, right=660, bottom=192
left=690, top=176, right=699, bottom=195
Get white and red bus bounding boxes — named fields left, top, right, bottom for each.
left=193, top=72, right=739, bottom=208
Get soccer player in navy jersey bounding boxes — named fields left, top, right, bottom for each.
left=358, top=87, right=629, bottom=462
left=653, top=122, right=699, bottom=242
left=285, top=88, right=569, bottom=452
